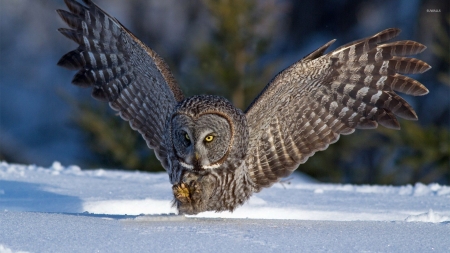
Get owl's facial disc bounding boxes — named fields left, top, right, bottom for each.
left=172, top=113, right=232, bottom=170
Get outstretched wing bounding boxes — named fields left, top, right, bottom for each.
left=245, top=28, right=430, bottom=191
left=57, top=0, right=184, bottom=170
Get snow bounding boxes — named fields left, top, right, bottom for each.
left=1, top=161, right=449, bottom=253
left=405, top=209, right=450, bottom=223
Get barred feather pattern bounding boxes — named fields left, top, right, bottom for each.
left=245, top=28, right=430, bottom=191
left=57, top=0, right=184, bottom=170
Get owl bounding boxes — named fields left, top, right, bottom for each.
left=57, top=0, right=430, bottom=214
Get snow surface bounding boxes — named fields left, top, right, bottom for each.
left=1, top=161, right=449, bottom=253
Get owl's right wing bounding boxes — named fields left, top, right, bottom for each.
left=57, top=0, right=184, bottom=170
left=244, top=28, right=430, bottom=191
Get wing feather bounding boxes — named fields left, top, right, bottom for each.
left=245, top=28, right=430, bottom=191
left=57, top=0, right=184, bottom=170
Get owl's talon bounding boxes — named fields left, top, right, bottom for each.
left=173, top=183, right=191, bottom=203
left=173, top=176, right=205, bottom=206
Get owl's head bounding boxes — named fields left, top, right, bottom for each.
left=169, top=95, right=249, bottom=172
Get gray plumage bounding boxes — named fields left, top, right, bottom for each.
left=57, top=0, right=431, bottom=214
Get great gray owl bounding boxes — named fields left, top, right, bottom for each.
left=57, top=0, right=430, bottom=214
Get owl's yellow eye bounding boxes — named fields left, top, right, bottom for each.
left=185, top=133, right=190, bottom=140
left=204, top=135, right=214, bottom=142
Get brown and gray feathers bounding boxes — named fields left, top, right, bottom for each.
left=245, top=28, right=430, bottom=191
left=57, top=0, right=184, bottom=170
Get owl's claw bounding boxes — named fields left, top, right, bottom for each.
left=173, top=183, right=192, bottom=203
left=172, top=175, right=209, bottom=215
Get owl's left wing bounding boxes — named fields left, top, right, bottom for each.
left=57, top=0, right=184, bottom=170
left=244, top=28, right=430, bottom=191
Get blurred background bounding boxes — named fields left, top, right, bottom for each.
left=0, top=0, right=448, bottom=185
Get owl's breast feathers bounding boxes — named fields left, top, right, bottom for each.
left=171, top=157, right=255, bottom=215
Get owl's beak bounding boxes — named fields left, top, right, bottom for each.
left=192, top=152, right=202, bottom=171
